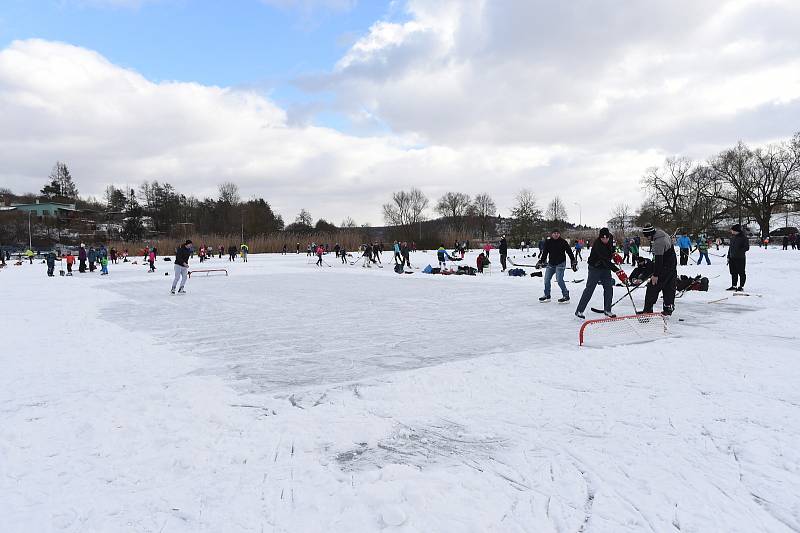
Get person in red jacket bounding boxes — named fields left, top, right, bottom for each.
left=477, top=252, right=490, bottom=273
left=315, top=245, right=324, bottom=266
left=65, top=251, right=75, bottom=275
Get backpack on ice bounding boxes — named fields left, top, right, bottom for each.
left=394, top=264, right=404, bottom=274
left=508, top=268, right=526, bottom=277
left=677, top=274, right=709, bottom=292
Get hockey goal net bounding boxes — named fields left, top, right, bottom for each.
left=579, top=313, right=669, bottom=346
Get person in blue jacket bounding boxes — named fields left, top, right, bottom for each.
left=677, top=233, right=692, bottom=266
left=436, top=245, right=452, bottom=268
left=88, top=247, right=97, bottom=272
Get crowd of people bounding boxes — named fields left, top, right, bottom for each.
left=4, top=219, right=772, bottom=320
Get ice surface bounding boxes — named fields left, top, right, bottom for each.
left=2, top=247, right=799, bottom=532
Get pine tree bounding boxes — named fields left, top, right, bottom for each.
left=41, top=162, right=79, bottom=200
left=122, top=189, right=145, bottom=241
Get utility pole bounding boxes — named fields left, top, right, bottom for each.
left=573, top=202, right=582, bottom=227
left=28, top=209, right=32, bottom=250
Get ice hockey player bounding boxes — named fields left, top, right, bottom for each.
left=537, top=229, right=577, bottom=303
left=499, top=235, right=508, bottom=272
left=677, top=233, right=692, bottom=266
left=695, top=236, right=711, bottom=265
left=727, top=224, right=750, bottom=291
left=401, top=241, right=411, bottom=268
left=629, top=256, right=654, bottom=285
left=148, top=248, right=156, bottom=272
left=477, top=252, right=489, bottom=273
left=340, top=244, right=348, bottom=264
left=171, top=240, right=193, bottom=294
left=315, top=244, right=324, bottom=266
left=629, top=239, right=639, bottom=265
left=640, top=223, right=678, bottom=315
left=574, top=239, right=583, bottom=261
left=100, top=254, right=109, bottom=275
left=46, top=252, right=55, bottom=277
left=65, top=251, right=75, bottom=275
left=240, top=243, right=249, bottom=262
left=393, top=241, right=401, bottom=264
left=228, top=245, right=237, bottom=261
left=437, top=245, right=452, bottom=268
left=372, top=242, right=381, bottom=264
left=575, top=227, right=626, bottom=319
left=362, top=243, right=374, bottom=268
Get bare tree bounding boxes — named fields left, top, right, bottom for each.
left=295, top=208, right=313, bottom=227
left=610, top=202, right=632, bottom=238
left=340, top=217, right=357, bottom=228
left=435, top=192, right=471, bottom=230
left=545, top=196, right=568, bottom=223
left=471, top=193, right=496, bottom=240
left=640, top=157, right=694, bottom=232
left=218, top=182, right=240, bottom=205
left=710, top=137, right=800, bottom=238
left=383, top=188, right=429, bottom=238
left=510, top=189, right=542, bottom=242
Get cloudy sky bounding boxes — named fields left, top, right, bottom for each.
left=1, top=0, right=799, bottom=227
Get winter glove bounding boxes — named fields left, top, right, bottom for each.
left=571, top=260, right=578, bottom=272
left=535, top=261, right=544, bottom=269
left=613, top=253, right=623, bottom=265
left=615, top=270, right=628, bottom=284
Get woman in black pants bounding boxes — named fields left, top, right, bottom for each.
left=727, top=224, right=749, bottom=291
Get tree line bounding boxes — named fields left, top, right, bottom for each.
left=638, top=132, right=800, bottom=237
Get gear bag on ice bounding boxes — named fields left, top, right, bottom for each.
left=508, top=268, right=526, bottom=277
left=677, top=274, right=709, bottom=292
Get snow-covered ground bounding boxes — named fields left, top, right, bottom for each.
left=2, top=246, right=799, bottom=532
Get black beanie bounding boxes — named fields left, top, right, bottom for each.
left=731, top=224, right=741, bottom=233
left=598, top=227, right=611, bottom=238
left=642, top=223, right=656, bottom=236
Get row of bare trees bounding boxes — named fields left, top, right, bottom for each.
left=382, top=189, right=500, bottom=241
left=382, top=187, right=577, bottom=244
left=640, top=133, right=800, bottom=237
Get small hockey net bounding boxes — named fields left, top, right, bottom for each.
left=579, top=313, right=669, bottom=346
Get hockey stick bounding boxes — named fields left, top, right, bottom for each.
left=590, top=276, right=650, bottom=313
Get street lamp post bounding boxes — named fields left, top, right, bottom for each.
left=573, top=202, right=582, bottom=227
left=28, top=210, right=32, bottom=250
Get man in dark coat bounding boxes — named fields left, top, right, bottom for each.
left=727, top=224, right=750, bottom=291
left=641, top=223, right=678, bottom=315
left=537, top=229, right=577, bottom=303
left=498, top=236, right=508, bottom=271
left=575, top=228, right=625, bottom=318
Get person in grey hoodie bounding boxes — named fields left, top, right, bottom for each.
left=727, top=224, right=750, bottom=291
left=641, top=223, right=678, bottom=315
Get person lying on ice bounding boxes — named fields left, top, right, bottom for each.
left=629, top=256, right=654, bottom=285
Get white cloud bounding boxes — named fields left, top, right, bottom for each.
left=321, top=0, right=800, bottom=150
left=4, top=0, right=800, bottom=228
left=1, top=39, right=598, bottom=225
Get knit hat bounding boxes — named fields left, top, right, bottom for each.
left=184, top=239, right=193, bottom=245
left=598, top=227, right=611, bottom=238
left=551, top=228, right=561, bottom=234
left=731, top=224, right=741, bottom=233
left=642, top=223, right=656, bottom=236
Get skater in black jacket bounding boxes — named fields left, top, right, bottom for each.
left=537, top=229, right=577, bottom=303
left=499, top=236, right=508, bottom=271
left=575, top=228, right=626, bottom=319
left=629, top=257, right=654, bottom=285
left=640, top=224, right=678, bottom=315
left=727, top=224, right=750, bottom=291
